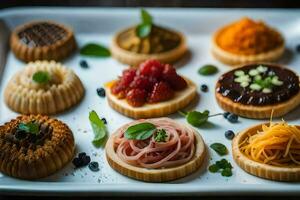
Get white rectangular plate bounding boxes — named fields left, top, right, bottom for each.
left=0, top=7, right=300, bottom=196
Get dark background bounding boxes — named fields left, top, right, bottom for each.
left=0, top=0, right=299, bottom=199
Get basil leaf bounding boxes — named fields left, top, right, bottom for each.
left=210, top=143, right=228, bottom=156
left=198, top=65, right=218, bottom=76
left=89, top=110, right=108, bottom=148
left=186, top=110, right=209, bottom=127
left=18, top=122, right=39, bottom=135
left=136, top=23, right=152, bottom=38
left=141, top=9, right=152, bottom=24
left=32, top=71, right=50, bottom=84
left=125, top=122, right=156, bottom=140
left=221, top=168, right=233, bottom=177
left=80, top=43, right=111, bottom=57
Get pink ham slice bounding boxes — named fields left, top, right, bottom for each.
left=113, top=118, right=195, bottom=169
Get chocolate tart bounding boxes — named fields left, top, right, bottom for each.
left=232, top=123, right=300, bottom=182
left=4, top=60, right=84, bottom=115
left=106, top=77, right=197, bottom=119
left=211, top=18, right=284, bottom=65
left=10, top=21, right=76, bottom=62
left=0, top=115, right=75, bottom=179
left=111, top=25, right=187, bottom=66
left=106, top=118, right=206, bottom=182
left=215, top=63, right=300, bottom=119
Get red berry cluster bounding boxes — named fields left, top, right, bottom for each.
left=111, top=60, right=187, bottom=107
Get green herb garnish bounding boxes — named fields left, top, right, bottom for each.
left=198, top=65, right=218, bottom=76
left=32, top=71, right=50, bottom=84
left=179, top=110, right=225, bottom=127
left=209, top=159, right=233, bottom=177
left=136, top=9, right=153, bottom=38
left=89, top=110, right=108, bottom=147
left=17, top=122, right=39, bottom=135
left=80, top=43, right=111, bottom=57
left=210, top=143, right=228, bottom=156
left=154, top=129, right=167, bottom=142
left=125, top=122, right=156, bottom=140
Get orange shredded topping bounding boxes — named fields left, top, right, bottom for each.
left=239, top=121, right=300, bottom=166
left=216, top=17, right=284, bottom=55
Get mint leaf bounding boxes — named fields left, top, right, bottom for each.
left=210, top=143, right=228, bottom=156
left=186, top=110, right=209, bottom=127
left=198, top=65, right=218, bottom=76
left=89, top=110, right=108, bottom=148
left=141, top=9, right=152, bottom=24
left=32, top=71, right=50, bottom=84
left=80, top=43, right=110, bottom=57
left=136, top=24, right=152, bottom=38
left=125, top=122, right=156, bottom=140
left=18, top=122, right=39, bottom=135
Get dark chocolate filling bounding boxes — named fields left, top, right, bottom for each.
left=216, top=64, right=299, bottom=106
left=4, top=121, right=53, bottom=150
left=18, top=22, right=67, bottom=47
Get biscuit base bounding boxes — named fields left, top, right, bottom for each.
left=215, top=84, right=300, bottom=119
left=106, top=77, right=197, bottom=119
left=232, top=123, right=300, bottom=182
left=106, top=127, right=206, bottom=182
left=110, top=30, right=187, bottom=66
left=211, top=29, right=285, bottom=66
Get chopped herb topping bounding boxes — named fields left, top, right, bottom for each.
left=154, top=129, right=167, bottom=142
left=209, top=159, right=233, bottom=177
left=17, top=122, right=40, bottom=135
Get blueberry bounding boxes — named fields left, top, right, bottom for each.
left=225, top=130, right=235, bottom=140
left=101, top=118, right=107, bottom=124
left=72, top=157, right=83, bottom=168
left=88, top=161, right=99, bottom=172
left=223, top=112, right=231, bottom=119
left=200, top=84, right=208, bottom=92
left=80, top=60, right=89, bottom=68
left=227, top=114, right=238, bottom=123
left=81, top=155, right=91, bottom=166
left=97, top=88, right=106, bottom=97
left=296, top=44, right=300, bottom=53
left=78, top=152, right=86, bottom=159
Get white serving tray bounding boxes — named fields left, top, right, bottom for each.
left=0, top=7, right=300, bottom=196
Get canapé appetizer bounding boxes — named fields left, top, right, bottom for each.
left=4, top=60, right=84, bottom=115
left=212, top=17, right=284, bottom=65
left=233, top=121, right=300, bottom=181
left=106, top=117, right=206, bottom=182
left=106, top=60, right=197, bottom=119
left=215, top=63, right=300, bottom=119
left=11, top=21, right=76, bottom=62
left=111, top=10, right=187, bottom=66
left=0, top=115, right=75, bottom=179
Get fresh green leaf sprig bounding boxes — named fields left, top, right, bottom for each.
left=198, top=64, right=218, bottom=76
left=17, top=122, right=40, bottom=135
left=210, top=143, right=228, bottom=156
left=32, top=71, right=51, bottom=84
left=80, top=43, right=111, bottom=57
left=89, top=110, right=108, bottom=148
left=136, top=9, right=153, bottom=38
left=179, top=110, right=225, bottom=127
left=125, top=122, right=156, bottom=140
left=209, top=159, right=233, bottom=177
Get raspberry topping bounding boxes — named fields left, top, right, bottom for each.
left=111, top=60, right=187, bottom=107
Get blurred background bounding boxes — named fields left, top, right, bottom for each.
left=1, top=0, right=300, bottom=8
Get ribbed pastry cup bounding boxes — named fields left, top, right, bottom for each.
left=0, top=115, right=75, bottom=180
left=10, top=21, right=76, bottom=62
left=110, top=27, right=187, bottom=66
left=232, top=123, right=300, bottom=182
left=106, top=120, right=206, bottom=182
left=105, top=77, right=197, bottom=119
left=211, top=28, right=285, bottom=66
left=4, top=60, right=84, bottom=115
